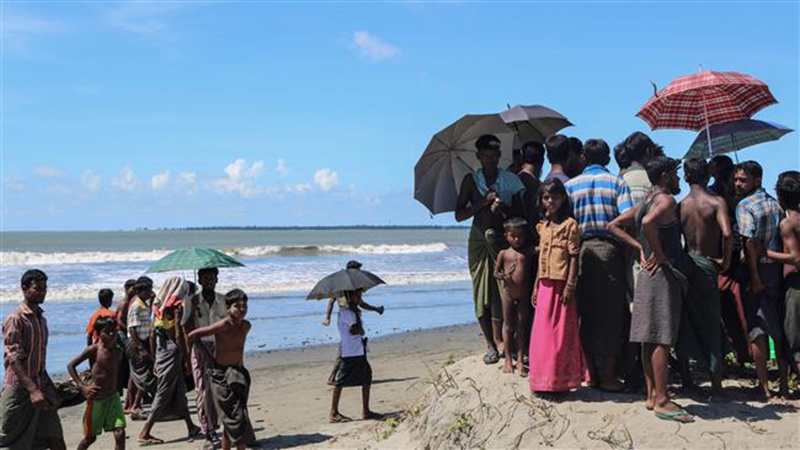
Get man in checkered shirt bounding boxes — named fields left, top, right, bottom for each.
left=734, top=160, right=788, bottom=401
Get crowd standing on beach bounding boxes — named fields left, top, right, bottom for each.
left=456, top=132, right=800, bottom=423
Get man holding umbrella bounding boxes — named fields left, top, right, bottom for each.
left=455, top=134, right=525, bottom=364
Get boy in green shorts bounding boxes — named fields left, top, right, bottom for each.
left=68, top=316, right=126, bottom=449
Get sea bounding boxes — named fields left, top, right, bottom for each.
left=0, top=228, right=475, bottom=377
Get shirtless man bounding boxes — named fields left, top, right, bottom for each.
left=677, top=158, right=732, bottom=393
left=494, top=217, right=533, bottom=375
left=455, top=134, right=524, bottom=364
left=188, top=289, right=256, bottom=450
left=68, top=316, right=126, bottom=450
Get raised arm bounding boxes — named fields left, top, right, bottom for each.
left=641, top=195, right=674, bottom=274
left=607, top=205, right=644, bottom=261
left=67, top=346, right=100, bottom=399
left=360, top=300, right=384, bottom=315
left=187, top=318, right=230, bottom=345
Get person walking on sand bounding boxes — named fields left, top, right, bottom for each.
left=608, top=156, right=694, bottom=423
left=328, top=289, right=383, bottom=424
left=528, top=179, right=587, bottom=397
left=565, top=139, right=633, bottom=392
left=455, top=134, right=524, bottom=365
left=125, top=276, right=156, bottom=417
left=675, top=158, right=732, bottom=395
left=68, top=316, right=126, bottom=450
left=138, top=277, right=201, bottom=445
left=735, top=161, right=792, bottom=402
left=0, top=269, right=67, bottom=450
left=180, top=267, right=227, bottom=448
left=493, top=217, right=534, bottom=376
left=188, top=289, right=258, bottom=450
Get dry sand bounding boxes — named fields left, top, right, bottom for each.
left=57, top=324, right=799, bottom=449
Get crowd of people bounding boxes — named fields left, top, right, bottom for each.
left=0, top=268, right=257, bottom=450
left=456, top=132, right=800, bottom=423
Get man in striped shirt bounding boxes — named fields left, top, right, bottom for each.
left=565, top=139, right=633, bottom=392
left=0, top=269, right=66, bottom=450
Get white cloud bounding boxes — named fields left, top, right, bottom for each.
left=151, top=170, right=171, bottom=191
left=81, top=170, right=101, bottom=192
left=105, top=3, right=182, bottom=36
left=177, top=171, right=196, bottom=185
left=112, top=166, right=140, bottom=192
left=289, top=183, right=312, bottom=194
left=3, top=177, right=26, bottom=193
left=314, top=168, right=340, bottom=191
left=276, top=159, right=289, bottom=177
left=35, top=165, right=67, bottom=178
left=3, top=12, right=65, bottom=57
left=214, top=158, right=264, bottom=197
left=353, top=31, right=400, bottom=62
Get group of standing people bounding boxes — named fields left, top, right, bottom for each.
left=0, top=268, right=256, bottom=450
left=456, top=131, right=800, bottom=423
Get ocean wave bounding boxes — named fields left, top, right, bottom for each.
left=0, top=271, right=471, bottom=303
left=1, top=243, right=449, bottom=266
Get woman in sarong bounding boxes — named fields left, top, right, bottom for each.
left=138, top=277, right=201, bottom=445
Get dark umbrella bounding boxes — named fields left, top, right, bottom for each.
left=684, top=119, right=793, bottom=160
left=306, top=268, right=386, bottom=300
left=499, top=104, right=573, bottom=143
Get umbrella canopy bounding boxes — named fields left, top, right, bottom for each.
left=636, top=71, right=777, bottom=131
left=499, top=104, right=573, bottom=142
left=146, top=247, right=245, bottom=273
left=684, top=119, right=794, bottom=159
left=414, top=113, right=517, bottom=215
left=306, top=268, right=386, bottom=300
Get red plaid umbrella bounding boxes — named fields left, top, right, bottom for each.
left=636, top=71, right=776, bottom=131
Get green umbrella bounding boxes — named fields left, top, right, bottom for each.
left=146, top=247, right=245, bottom=273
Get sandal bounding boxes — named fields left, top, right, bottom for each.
left=483, top=350, right=500, bottom=365
left=138, top=436, right=165, bottom=446
left=655, top=408, right=694, bottom=423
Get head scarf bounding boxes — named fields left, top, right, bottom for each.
left=153, top=276, right=189, bottom=328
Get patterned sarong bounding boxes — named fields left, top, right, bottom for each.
left=675, top=255, right=723, bottom=376
left=210, top=364, right=256, bottom=447
left=468, top=225, right=503, bottom=320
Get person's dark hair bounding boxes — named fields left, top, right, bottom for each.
left=683, top=158, right=709, bottom=185
left=614, top=143, right=631, bottom=171
left=567, top=137, right=583, bottom=155
left=225, top=288, right=248, bottom=307
left=776, top=171, right=800, bottom=210
left=735, top=160, right=763, bottom=179
left=21, top=269, right=47, bottom=290
left=98, top=288, right=114, bottom=307
left=645, top=156, right=679, bottom=186
left=503, top=217, right=528, bottom=232
left=521, top=141, right=545, bottom=170
left=198, top=267, right=219, bottom=278
left=582, top=139, right=611, bottom=166
left=623, top=131, right=663, bottom=163
left=538, top=178, right=573, bottom=221
left=346, top=260, right=363, bottom=270
left=124, top=279, right=136, bottom=290
left=545, top=134, right=570, bottom=164
left=93, top=316, right=117, bottom=334
left=710, top=155, right=734, bottom=179
left=186, top=281, right=197, bottom=296
left=133, top=276, right=153, bottom=295
left=475, top=134, right=501, bottom=151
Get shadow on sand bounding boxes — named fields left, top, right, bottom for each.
left=257, top=433, right=332, bottom=449
left=372, top=376, right=419, bottom=385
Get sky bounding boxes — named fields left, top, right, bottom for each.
left=2, top=1, right=798, bottom=231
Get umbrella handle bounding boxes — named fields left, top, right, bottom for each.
left=702, top=91, right=713, bottom=156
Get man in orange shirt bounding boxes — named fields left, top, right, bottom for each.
left=86, top=289, right=117, bottom=346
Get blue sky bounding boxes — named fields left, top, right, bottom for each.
left=2, top=1, right=798, bottom=231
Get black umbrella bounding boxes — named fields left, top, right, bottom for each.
left=306, top=268, right=386, bottom=300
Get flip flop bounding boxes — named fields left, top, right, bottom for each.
left=137, top=437, right=165, bottom=446
left=483, top=350, right=500, bottom=365
left=655, top=409, right=694, bottom=423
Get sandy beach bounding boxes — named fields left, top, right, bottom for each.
left=54, top=323, right=800, bottom=449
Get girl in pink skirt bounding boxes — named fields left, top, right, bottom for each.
left=529, top=179, right=587, bottom=397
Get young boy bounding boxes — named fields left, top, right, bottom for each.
left=329, top=289, right=383, bottom=423
left=187, top=289, right=256, bottom=450
left=68, top=316, right=126, bottom=450
left=85, top=289, right=117, bottom=346
left=493, top=217, right=534, bottom=375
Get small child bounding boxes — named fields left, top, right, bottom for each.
left=68, top=316, right=126, bottom=450
left=493, top=217, right=534, bottom=375
left=85, top=289, right=117, bottom=346
left=188, top=289, right=256, bottom=450
left=528, top=179, right=586, bottom=397
left=329, top=289, right=382, bottom=423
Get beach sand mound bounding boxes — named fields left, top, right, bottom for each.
left=317, top=355, right=799, bottom=449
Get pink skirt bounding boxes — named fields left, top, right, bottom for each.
left=529, top=279, right=587, bottom=392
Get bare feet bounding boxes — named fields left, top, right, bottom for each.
left=501, top=361, right=513, bottom=373
left=517, top=360, right=528, bottom=377
left=329, top=412, right=352, bottom=423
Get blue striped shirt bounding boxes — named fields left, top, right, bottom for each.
left=736, top=188, right=783, bottom=264
left=565, top=164, right=633, bottom=238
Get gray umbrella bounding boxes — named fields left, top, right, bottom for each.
left=684, top=119, right=793, bottom=160
left=306, top=268, right=386, bottom=300
left=499, top=104, right=573, bottom=142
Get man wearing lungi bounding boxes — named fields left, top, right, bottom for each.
left=735, top=161, right=789, bottom=401
left=0, top=269, right=66, bottom=450
left=456, top=134, right=524, bottom=365
left=677, top=158, right=733, bottom=394
left=565, top=139, right=633, bottom=392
